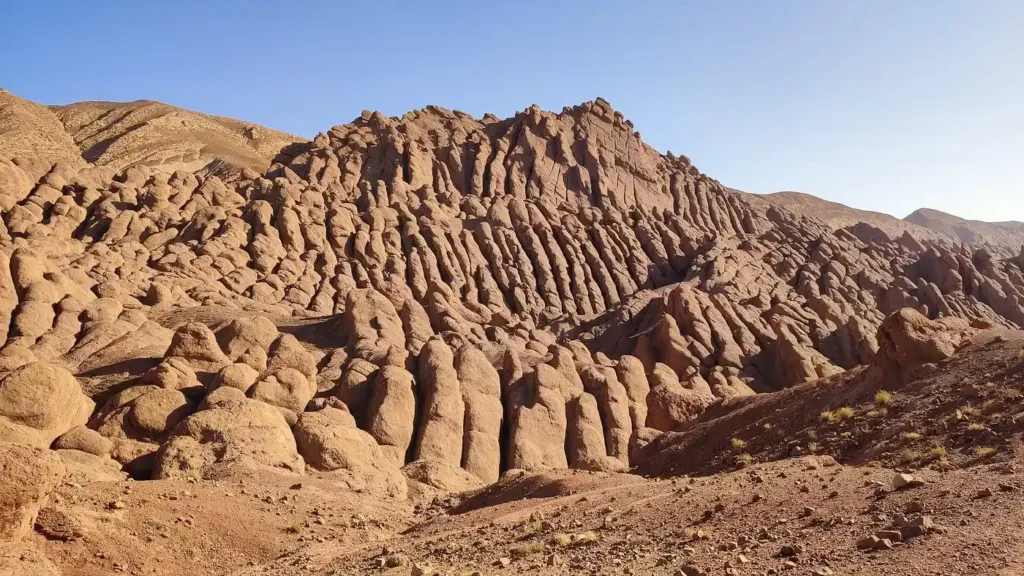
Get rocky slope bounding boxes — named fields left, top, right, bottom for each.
left=0, top=89, right=304, bottom=177
left=0, top=94, right=1022, bottom=575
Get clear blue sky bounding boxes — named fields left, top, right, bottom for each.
left=2, top=1, right=1022, bottom=221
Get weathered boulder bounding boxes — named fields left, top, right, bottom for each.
left=645, top=363, right=710, bottom=431
left=53, top=425, right=112, bottom=457
left=0, top=442, right=65, bottom=541
left=871, top=308, right=970, bottom=379
left=249, top=367, right=315, bottom=424
left=93, top=387, right=194, bottom=443
left=215, top=316, right=278, bottom=360
left=294, top=406, right=406, bottom=498
left=153, top=397, right=303, bottom=480
left=0, top=362, right=93, bottom=447
left=164, top=322, right=230, bottom=374
left=402, top=459, right=484, bottom=493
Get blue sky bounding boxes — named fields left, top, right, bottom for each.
left=2, top=1, right=1021, bottom=221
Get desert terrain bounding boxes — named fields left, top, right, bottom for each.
left=1, top=87, right=1023, bottom=575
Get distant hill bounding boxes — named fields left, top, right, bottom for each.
left=0, top=88, right=305, bottom=176
left=735, top=188, right=1024, bottom=250
left=905, top=207, right=1024, bottom=248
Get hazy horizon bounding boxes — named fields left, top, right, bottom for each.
left=2, top=0, right=1021, bottom=222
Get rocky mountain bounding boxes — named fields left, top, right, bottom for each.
left=1, top=93, right=1024, bottom=575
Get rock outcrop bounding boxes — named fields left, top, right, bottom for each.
left=0, top=94, right=1021, bottom=496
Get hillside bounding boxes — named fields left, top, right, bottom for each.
left=0, top=95, right=1023, bottom=575
left=740, top=188, right=1024, bottom=250
left=906, top=207, right=1024, bottom=247
left=0, top=89, right=305, bottom=176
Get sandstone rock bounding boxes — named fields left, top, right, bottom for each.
left=507, top=364, right=569, bottom=471
left=210, top=363, right=260, bottom=393
left=249, top=368, right=316, bottom=424
left=0, top=442, right=65, bottom=541
left=402, top=459, right=484, bottom=493
left=414, top=338, right=465, bottom=467
left=645, top=363, right=710, bottom=431
left=154, top=397, right=303, bottom=480
left=165, top=322, right=231, bottom=374
left=366, top=365, right=416, bottom=466
left=53, top=425, right=112, bottom=457
left=93, top=387, right=195, bottom=443
left=294, top=406, right=406, bottom=498
left=454, top=344, right=502, bottom=483
left=0, top=362, right=93, bottom=447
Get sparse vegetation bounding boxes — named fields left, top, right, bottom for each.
left=975, top=446, right=998, bottom=458
left=874, top=390, right=894, bottom=406
left=899, top=449, right=920, bottom=464
left=821, top=406, right=855, bottom=424
left=866, top=408, right=887, bottom=418
left=960, top=405, right=980, bottom=418
left=967, top=423, right=986, bottom=432
left=521, top=520, right=544, bottom=535
left=902, top=431, right=921, bottom=441
left=806, top=429, right=818, bottom=440
left=762, top=423, right=774, bottom=431
left=806, top=442, right=819, bottom=453
left=550, top=533, right=572, bottom=547
left=735, top=453, right=753, bottom=468
left=730, top=437, right=748, bottom=450
left=1001, top=388, right=1022, bottom=400
left=936, top=456, right=953, bottom=469
left=510, top=541, right=545, bottom=558
left=927, top=446, right=947, bottom=460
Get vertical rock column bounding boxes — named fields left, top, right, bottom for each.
left=413, top=338, right=465, bottom=467
left=454, top=344, right=503, bottom=483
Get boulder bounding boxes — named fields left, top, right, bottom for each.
left=164, top=322, right=230, bottom=374
left=153, top=397, right=303, bottom=480
left=402, top=459, right=484, bottom=493
left=0, top=362, right=93, bottom=447
left=53, top=425, right=112, bottom=457
left=294, top=406, right=406, bottom=498
left=215, top=316, right=278, bottom=360
left=266, top=333, right=317, bottom=381
left=645, top=363, right=710, bottom=431
left=93, top=387, right=194, bottom=443
left=249, top=367, right=315, bottom=424
left=0, top=442, right=65, bottom=541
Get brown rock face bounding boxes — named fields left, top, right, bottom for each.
left=0, top=442, right=65, bottom=542
left=0, top=93, right=1022, bottom=496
